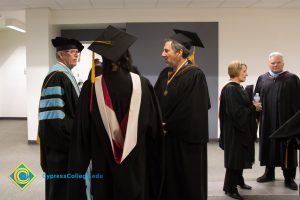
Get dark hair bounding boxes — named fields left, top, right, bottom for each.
left=102, top=50, right=133, bottom=74
left=164, top=39, right=190, bottom=58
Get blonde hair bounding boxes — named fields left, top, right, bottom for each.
left=228, top=60, right=247, bottom=78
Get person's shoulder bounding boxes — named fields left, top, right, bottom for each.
left=284, top=71, right=299, bottom=79
left=194, top=67, right=205, bottom=75
left=259, top=72, right=269, bottom=78
left=138, top=74, right=148, bottom=83
left=138, top=75, right=154, bottom=88
left=131, top=65, right=141, bottom=75
left=226, top=83, right=244, bottom=96
left=184, top=65, right=206, bottom=80
left=82, top=79, right=92, bottom=88
left=256, top=72, right=269, bottom=82
left=57, top=71, right=74, bottom=83
left=48, top=71, right=75, bottom=89
left=48, top=70, right=69, bottom=78
left=282, top=72, right=300, bottom=85
left=223, top=82, right=239, bottom=90
left=135, top=75, right=156, bottom=98
left=184, top=64, right=204, bottom=74
left=159, top=67, right=171, bottom=76
left=80, top=80, right=92, bottom=93
left=44, top=70, right=65, bottom=82
left=155, top=67, right=171, bottom=83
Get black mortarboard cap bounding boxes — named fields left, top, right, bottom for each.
left=52, top=37, right=84, bottom=52
left=88, top=25, right=137, bottom=62
left=270, top=110, right=300, bottom=140
left=170, top=29, right=204, bottom=50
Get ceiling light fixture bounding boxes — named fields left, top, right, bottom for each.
left=5, top=18, right=26, bottom=33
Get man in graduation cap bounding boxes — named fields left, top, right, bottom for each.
left=154, top=29, right=211, bottom=200
left=254, top=52, right=300, bottom=190
left=67, top=25, right=164, bottom=200
left=38, top=36, right=84, bottom=200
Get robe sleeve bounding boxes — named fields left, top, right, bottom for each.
left=67, top=81, right=91, bottom=200
left=38, top=72, right=78, bottom=152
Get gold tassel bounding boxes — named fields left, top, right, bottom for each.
left=188, top=46, right=196, bottom=64
left=285, top=140, right=290, bottom=169
left=36, top=135, right=40, bottom=144
left=91, top=52, right=95, bottom=84
left=94, top=40, right=112, bottom=45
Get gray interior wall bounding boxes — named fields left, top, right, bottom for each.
left=61, top=22, right=219, bottom=139
left=126, top=22, right=219, bottom=139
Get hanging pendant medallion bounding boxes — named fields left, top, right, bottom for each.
left=164, top=90, right=168, bottom=96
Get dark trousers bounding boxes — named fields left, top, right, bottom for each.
left=223, top=169, right=244, bottom=193
left=264, top=166, right=296, bottom=180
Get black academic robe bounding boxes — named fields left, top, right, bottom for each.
left=270, top=110, right=300, bottom=147
left=67, top=71, right=164, bottom=200
left=270, top=110, right=300, bottom=192
left=254, top=71, right=300, bottom=168
left=87, top=66, right=103, bottom=80
left=87, top=66, right=140, bottom=80
left=154, top=64, right=210, bottom=200
left=219, top=82, right=257, bottom=169
left=38, top=68, right=79, bottom=200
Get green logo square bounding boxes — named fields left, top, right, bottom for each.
left=8, top=162, right=36, bottom=190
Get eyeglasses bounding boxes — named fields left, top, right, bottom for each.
left=62, top=49, right=80, bottom=55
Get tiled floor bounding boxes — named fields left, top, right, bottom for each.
left=207, top=142, right=299, bottom=198
left=0, top=119, right=299, bottom=199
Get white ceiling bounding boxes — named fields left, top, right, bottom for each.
left=0, top=0, right=299, bottom=30
left=0, top=0, right=300, bottom=11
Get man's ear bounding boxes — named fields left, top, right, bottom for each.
left=57, top=52, right=63, bottom=60
left=176, top=49, right=183, bottom=57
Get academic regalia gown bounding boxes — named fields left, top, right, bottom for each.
left=219, top=82, right=257, bottom=170
left=67, top=70, right=164, bottom=200
left=154, top=64, right=210, bottom=200
left=254, top=71, right=300, bottom=168
left=38, top=63, right=80, bottom=200
left=270, top=110, right=300, bottom=192
left=87, top=66, right=140, bottom=80
left=270, top=110, right=300, bottom=145
left=88, top=66, right=102, bottom=80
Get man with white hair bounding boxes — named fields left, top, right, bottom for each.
left=255, top=52, right=300, bottom=190
left=38, top=36, right=84, bottom=199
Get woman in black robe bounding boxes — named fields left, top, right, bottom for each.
left=219, top=61, right=261, bottom=199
